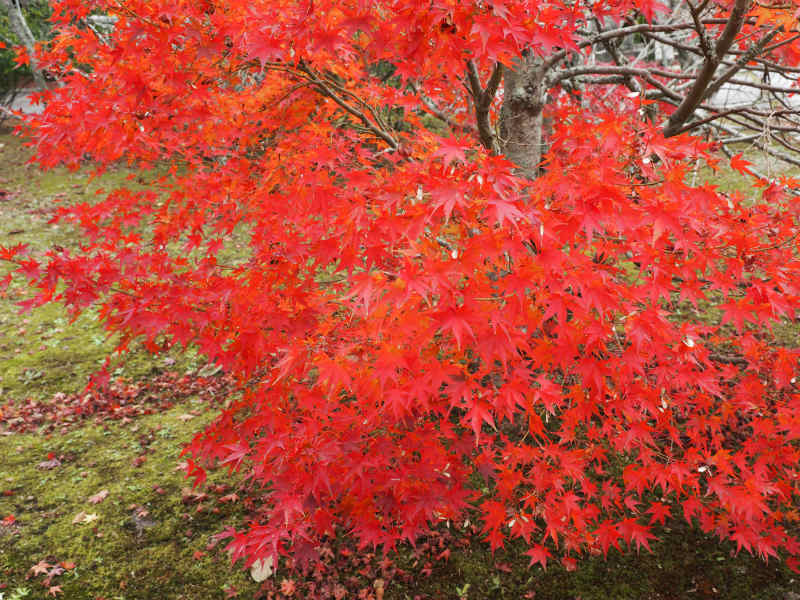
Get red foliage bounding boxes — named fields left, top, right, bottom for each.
left=4, top=0, right=800, bottom=573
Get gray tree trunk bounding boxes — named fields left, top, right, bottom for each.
left=499, top=53, right=547, bottom=178
left=0, top=0, right=46, bottom=89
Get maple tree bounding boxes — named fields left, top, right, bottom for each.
left=2, top=0, right=800, bottom=575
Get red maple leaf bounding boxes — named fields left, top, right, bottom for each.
left=433, top=136, right=470, bottom=165
left=646, top=502, right=671, bottom=526
left=594, top=521, right=621, bottom=557
left=525, top=544, right=552, bottom=569
left=730, top=153, right=753, bottom=176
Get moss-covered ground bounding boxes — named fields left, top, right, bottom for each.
left=1, top=130, right=799, bottom=599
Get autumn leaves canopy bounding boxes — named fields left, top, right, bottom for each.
left=3, top=0, right=800, bottom=573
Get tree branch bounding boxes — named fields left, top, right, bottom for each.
left=663, top=0, right=752, bottom=137
left=702, top=26, right=783, bottom=102
left=408, top=80, right=476, bottom=134
left=295, top=61, right=399, bottom=150
left=466, top=60, right=503, bottom=153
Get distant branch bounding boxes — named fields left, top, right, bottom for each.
left=663, top=0, right=752, bottom=137
left=408, top=80, right=476, bottom=134
left=702, top=26, right=783, bottom=101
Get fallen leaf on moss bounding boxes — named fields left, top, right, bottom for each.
left=0, top=372, right=232, bottom=434
left=333, top=583, right=346, bottom=600
left=374, top=578, right=385, bottom=600
left=37, top=457, right=61, bottom=470
left=28, top=560, right=51, bottom=576
left=250, top=557, right=273, bottom=582
left=88, top=489, right=109, bottom=504
left=47, top=566, right=64, bottom=578
left=72, top=512, right=99, bottom=524
left=280, top=578, right=296, bottom=596
left=223, top=585, right=238, bottom=599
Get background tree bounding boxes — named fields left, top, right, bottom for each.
left=491, top=0, right=800, bottom=176
left=3, top=0, right=800, bottom=575
left=0, top=0, right=50, bottom=90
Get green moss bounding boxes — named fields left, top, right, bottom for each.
left=0, top=284, right=206, bottom=400
left=383, top=528, right=797, bottom=600
left=0, top=135, right=250, bottom=597
left=0, top=404, right=258, bottom=600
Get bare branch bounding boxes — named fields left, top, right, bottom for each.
left=687, top=0, right=714, bottom=59
left=664, top=0, right=753, bottom=137
left=554, top=65, right=685, bottom=102
left=702, top=26, right=783, bottom=101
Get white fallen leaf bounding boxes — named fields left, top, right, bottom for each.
left=250, top=557, right=274, bottom=582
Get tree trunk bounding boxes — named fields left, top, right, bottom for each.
left=499, top=52, right=547, bottom=178
left=0, top=0, right=46, bottom=89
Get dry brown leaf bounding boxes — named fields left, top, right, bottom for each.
left=88, top=489, right=109, bottom=504
left=72, top=511, right=99, bottom=525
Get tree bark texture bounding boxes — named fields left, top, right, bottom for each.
left=0, top=0, right=46, bottom=89
left=499, top=52, right=547, bottom=178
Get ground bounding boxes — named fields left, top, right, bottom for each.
left=0, top=130, right=799, bottom=599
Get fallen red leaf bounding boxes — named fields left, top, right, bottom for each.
left=280, top=578, right=296, bottom=596
left=0, top=372, right=232, bottom=434
left=37, top=458, right=61, bottom=470
left=28, top=560, right=51, bottom=577
left=88, top=489, right=109, bottom=504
